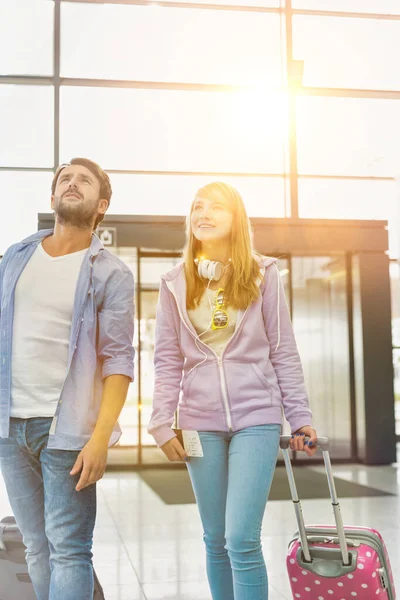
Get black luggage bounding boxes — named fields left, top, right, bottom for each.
left=0, top=516, right=104, bottom=599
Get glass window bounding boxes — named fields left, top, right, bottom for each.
left=298, top=178, right=398, bottom=258
left=297, top=97, right=400, bottom=177
left=0, top=171, right=53, bottom=255
left=156, top=0, right=281, bottom=5
left=61, top=3, right=283, bottom=86
left=293, top=0, right=400, bottom=13
left=293, top=15, right=400, bottom=90
left=298, top=178, right=396, bottom=220
left=107, top=174, right=287, bottom=217
left=0, top=0, right=53, bottom=76
left=0, top=85, right=54, bottom=168
left=60, top=87, right=288, bottom=174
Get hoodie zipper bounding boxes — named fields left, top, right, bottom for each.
left=215, top=306, right=251, bottom=431
left=166, top=281, right=251, bottom=432
left=216, top=358, right=232, bottom=430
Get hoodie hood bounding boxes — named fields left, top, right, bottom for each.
left=162, top=255, right=281, bottom=348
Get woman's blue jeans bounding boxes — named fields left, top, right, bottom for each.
left=186, top=424, right=281, bottom=600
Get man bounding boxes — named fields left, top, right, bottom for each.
left=0, top=158, right=134, bottom=599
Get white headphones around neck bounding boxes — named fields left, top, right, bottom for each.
left=195, top=258, right=230, bottom=281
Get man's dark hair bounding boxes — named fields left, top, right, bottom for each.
left=51, top=157, right=112, bottom=229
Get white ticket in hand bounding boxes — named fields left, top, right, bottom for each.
left=182, top=430, right=204, bottom=457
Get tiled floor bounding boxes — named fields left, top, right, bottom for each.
left=1, top=462, right=399, bottom=599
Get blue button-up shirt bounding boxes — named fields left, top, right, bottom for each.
left=0, top=229, right=135, bottom=450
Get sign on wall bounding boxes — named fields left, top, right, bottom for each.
left=97, top=226, right=117, bottom=249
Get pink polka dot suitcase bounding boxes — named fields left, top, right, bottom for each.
left=280, top=436, right=396, bottom=600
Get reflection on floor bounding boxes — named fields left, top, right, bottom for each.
left=1, top=463, right=399, bottom=600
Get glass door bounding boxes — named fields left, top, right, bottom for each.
left=137, top=251, right=182, bottom=465
left=107, top=249, right=354, bottom=465
left=291, top=254, right=353, bottom=460
left=106, top=248, right=181, bottom=466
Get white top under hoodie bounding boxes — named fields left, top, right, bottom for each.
left=188, top=288, right=237, bottom=357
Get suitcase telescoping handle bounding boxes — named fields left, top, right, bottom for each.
left=280, top=435, right=350, bottom=566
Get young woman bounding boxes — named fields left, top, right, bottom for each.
left=148, top=182, right=317, bottom=600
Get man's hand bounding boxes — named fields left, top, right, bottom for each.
left=290, top=426, right=318, bottom=457
left=70, top=437, right=109, bottom=491
left=161, top=437, right=189, bottom=462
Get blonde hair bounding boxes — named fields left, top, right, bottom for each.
left=183, top=182, right=261, bottom=310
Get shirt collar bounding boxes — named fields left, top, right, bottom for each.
left=21, top=229, right=104, bottom=257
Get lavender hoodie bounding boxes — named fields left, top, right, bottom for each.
left=148, top=257, right=313, bottom=447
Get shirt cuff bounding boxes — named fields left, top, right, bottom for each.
left=289, top=412, right=313, bottom=434
left=102, top=358, right=134, bottom=381
left=150, top=424, right=177, bottom=448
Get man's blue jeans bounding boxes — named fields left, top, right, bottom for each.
left=0, top=418, right=96, bottom=600
left=186, top=424, right=281, bottom=600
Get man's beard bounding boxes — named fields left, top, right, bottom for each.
left=54, top=195, right=97, bottom=230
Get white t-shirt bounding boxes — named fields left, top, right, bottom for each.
left=10, top=243, right=87, bottom=418
left=188, top=289, right=237, bottom=357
